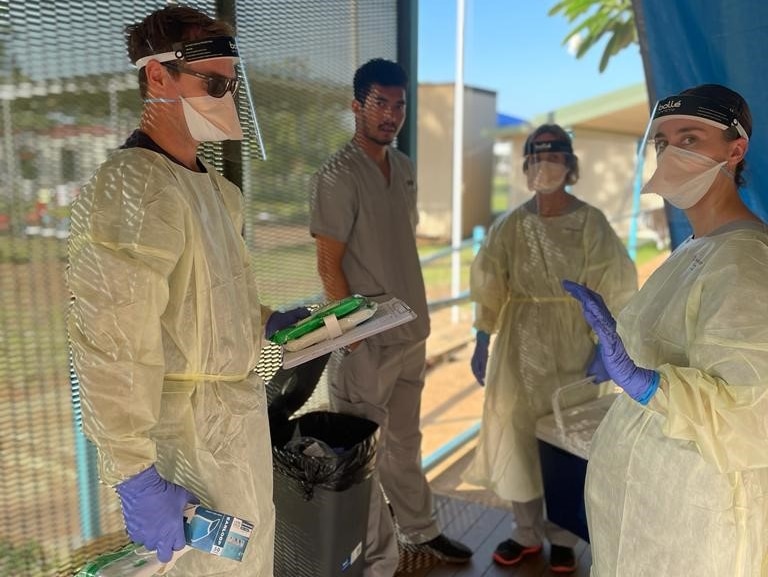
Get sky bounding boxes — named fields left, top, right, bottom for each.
left=418, top=0, right=647, bottom=120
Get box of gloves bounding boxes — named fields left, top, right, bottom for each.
left=184, top=505, right=253, bottom=561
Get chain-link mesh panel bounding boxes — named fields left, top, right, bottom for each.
left=0, top=4, right=181, bottom=574
left=0, top=1, right=397, bottom=575
left=236, top=1, right=396, bottom=309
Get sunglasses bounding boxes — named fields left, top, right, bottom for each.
left=161, top=61, right=240, bottom=98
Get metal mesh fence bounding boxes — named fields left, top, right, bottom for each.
left=0, top=1, right=397, bottom=574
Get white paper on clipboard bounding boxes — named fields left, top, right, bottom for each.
left=281, top=297, right=416, bottom=369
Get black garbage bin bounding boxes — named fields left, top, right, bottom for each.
left=266, top=353, right=379, bottom=577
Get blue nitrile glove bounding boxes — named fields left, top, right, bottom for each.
left=471, top=331, right=490, bottom=385
left=562, top=280, right=659, bottom=405
left=265, top=307, right=311, bottom=339
left=115, top=465, right=199, bottom=563
left=587, top=344, right=611, bottom=383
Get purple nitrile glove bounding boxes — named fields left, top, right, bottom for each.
left=562, top=280, right=659, bottom=405
left=471, top=331, right=490, bottom=386
left=586, top=344, right=611, bottom=383
left=115, top=465, right=199, bottom=563
left=265, top=307, right=311, bottom=339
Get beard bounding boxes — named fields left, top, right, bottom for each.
left=363, top=122, right=399, bottom=146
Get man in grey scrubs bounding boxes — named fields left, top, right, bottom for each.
left=309, top=58, right=473, bottom=577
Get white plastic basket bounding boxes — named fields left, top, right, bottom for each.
left=536, top=378, right=618, bottom=459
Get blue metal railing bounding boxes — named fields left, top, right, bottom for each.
left=419, top=235, right=476, bottom=266
left=627, top=137, right=647, bottom=261
left=70, top=351, right=101, bottom=541
left=421, top=421, right=480, bottom=473
left=420, top=225, right=485, bottom=472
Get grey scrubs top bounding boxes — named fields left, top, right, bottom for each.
left=310, top=141, right=430, bottom=345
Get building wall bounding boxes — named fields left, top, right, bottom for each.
left=417, top=83, right=496, bottom=240
left=417, top=84, right=453, bottom=239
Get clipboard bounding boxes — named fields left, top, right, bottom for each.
left=281, top=297, right=417, bottom=369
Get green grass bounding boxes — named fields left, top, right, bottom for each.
left=491, top=175, right=511, bottom=214
left=0, top=235, right=68, bottom=263
left=250, top=242, right=320, bottom=305
left=420, top=246, right=474, bottom=288
left=632, top=241, right=666, bottom=267
left=0, top=539, right=53, bottom=576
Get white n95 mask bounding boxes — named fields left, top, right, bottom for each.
left=527, top=160, right=568, bottom=194
left=181, top=93, right=244, bottom=142
left=641, top=145, right=728, bottom=209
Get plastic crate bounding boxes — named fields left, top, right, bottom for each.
left=535, top=379, right=617, bottom=542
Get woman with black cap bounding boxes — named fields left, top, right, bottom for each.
left=564, top=84, right=768, bottom=576
left=464, top=124, right=637, bottom=573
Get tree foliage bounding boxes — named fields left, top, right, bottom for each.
left=549, top=0, right=637, bottom=72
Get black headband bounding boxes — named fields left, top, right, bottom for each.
left=172, top=36, right=239, bottom=62
left=524, top=139, right=572, bottom=156
left=652, top=93, right=749, bottom=138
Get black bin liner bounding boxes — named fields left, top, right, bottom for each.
left=272, top=411, right=379, bottom=500
left=267, top=352, right=378, bottom=499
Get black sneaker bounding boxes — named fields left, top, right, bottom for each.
left=421, top=534, right=473, bottom=563
left=492, top=539, right=542, bottom=566
left=549, top=544, right=577, bottom=573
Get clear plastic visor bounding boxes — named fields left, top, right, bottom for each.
left=136, top=36, right=266, bottom=161
left=638, top=94, right=749, bottom=160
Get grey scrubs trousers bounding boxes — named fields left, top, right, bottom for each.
left=330, top=339, right=439, bottom=577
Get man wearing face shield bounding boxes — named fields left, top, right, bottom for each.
left=563, top=84, right=768, bottom=575
left=463, top=124, right=637, bottom=572
left=67, top=6, right=307, bottom=575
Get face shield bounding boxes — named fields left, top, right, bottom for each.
left=637, top=93, right=750, bottom=208
left=638, top=93, right=749, bottom=160
left=136, top=36, right=266, bottom=161
left=523, top=139, right=573, bottom=193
